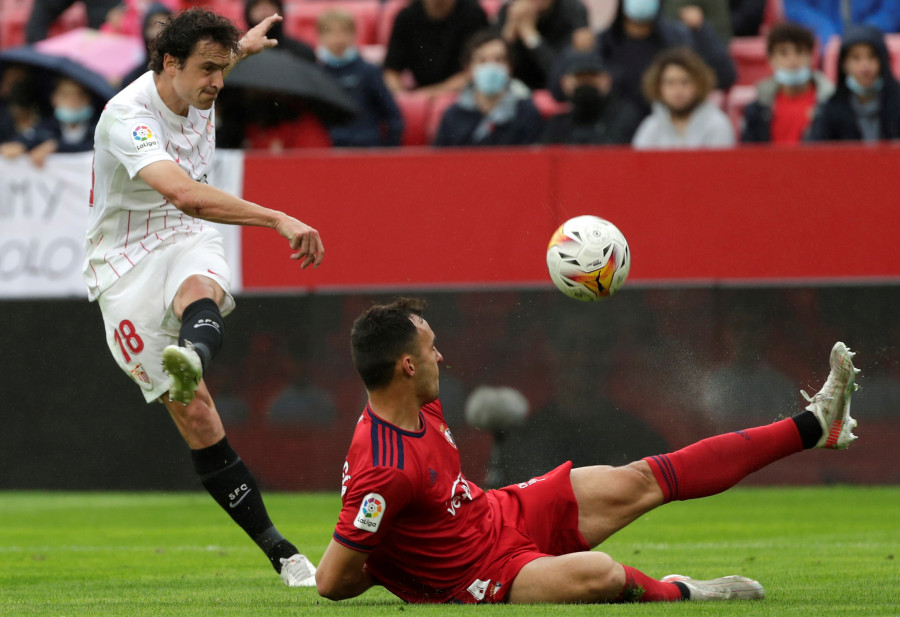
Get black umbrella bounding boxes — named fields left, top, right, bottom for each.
left=0, top=46, right=116, bottom=104
left=225, top=50, right=358, bottom=125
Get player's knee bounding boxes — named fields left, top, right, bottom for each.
left=572, top=553, right=624, bottom=601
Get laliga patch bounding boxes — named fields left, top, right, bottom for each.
left=353, top=493, right=385, bottom=533
left=131, top=123, right=159, bottom=152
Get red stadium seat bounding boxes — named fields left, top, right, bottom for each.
left=760, top=0, right=784, bottom=35
left=284, top=0, right=381, bottom=47
left=393, top=91, right=431, bottom=146
left=532, top=89, right=568, bottom=118
left=480, top=0, right=502, bottom=19
left=0, top=6, right=28, bottom=48
left=426, top=91, right=457, bottom=144
left=729, top=36, right=770, bottom=86
left=725, top=84, right=757, bottom=139
left=46, top=2, right=86, bottom=38
left=376, top=0, right=406, bottom=47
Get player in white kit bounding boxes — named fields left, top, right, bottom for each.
left=83, top=8, right=321, bottom=586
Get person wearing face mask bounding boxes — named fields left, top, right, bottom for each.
left=433, top=30, right=543, bottom=147
left=632, top=47, right=734, bottom=149
left=541, top=51, right=642, bottom=145
left=0, top=78, right=56, bottom=167
left=742, top=23, right=834, bottom=144
left=549, top=0, right=735, bottom=114
left=315, top=9, right=404, bottom=147
left=809, top=24, right=900, bottom=142
left=44, top=77, right=99, bottom=155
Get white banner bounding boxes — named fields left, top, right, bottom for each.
left=0, top=150, right=244, bottom=299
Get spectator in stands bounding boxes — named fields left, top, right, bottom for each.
left=742, top=23, right=834, bottom=144
left=785, top=1, right=900, bottom=52
left=433, top=30, right=543, bottom=146
left=550, top=0, right=735, bottom=112
left=120, top=2, right=173, bottom=89
left=809, top=24, right=900, bottom=141
left=384, top=0, right=489, bottom=96
left=0, top=79, right=56, bottom=166
left=496, top=0, right=591, bottom=90
left=541, top=50, right=642, bottom=144
left=664, top=0, right=733, bottom=43
left=245, top=0, right=316, bottom=62
left=0, top=63, right=29, bottom=139
left=728, top=0, right=765, bottom=37
left=316, top=9, right=404, bottom=147
left=25, top=0, right=120, bottom=43
left=41, top=76, right=98, bottom=155
left=632, top=47, right=735, bottom=148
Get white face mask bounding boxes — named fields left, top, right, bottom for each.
left=623, top=0, right=659, bottom=22
left=54, top=105, right=93, bottom=124
left=472, top=63, right=510, bottom=96
left=774, top=66, right=812, bottom=87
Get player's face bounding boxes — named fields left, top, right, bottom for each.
left=843, top=43, right=880, bottom=89
left=169, top=40, right=232, bottom=111
left=412, top=317, right=443, bottom=403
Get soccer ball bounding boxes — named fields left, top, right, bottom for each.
left=546, top=215, right=631, bottom=301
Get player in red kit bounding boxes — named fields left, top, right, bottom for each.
left=317, top=298, right=860, bottom=604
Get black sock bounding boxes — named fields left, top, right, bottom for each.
left=179, top=298, right=224, bottom=372
left=191, top=437, right=296, bottom=572
left=792, top=410, right=824, bottom=449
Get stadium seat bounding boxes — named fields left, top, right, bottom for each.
left=426, top=91, right=457, bottom=144
left=284, top=0, right=381, bottom=47
left=760, top=0, right=784, bottom=35
left=480, top=0, right=502, bottom=19
left=0, top=6, right=28, bottom=48
left=725, top=84, right=757, bottom=139
left=532, top=89, right=568, bottom=118
left=729, top=36, right=770, bottom=86
left=393, top=91, right=431, bottom=146
left=46, top=2, right=87, bottom=38
left=822, top=33, right=900, bottom=83
left=376, top=0, right=405, bottom=47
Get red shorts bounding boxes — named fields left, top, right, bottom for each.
left=447, top=461, right=590, bottom=604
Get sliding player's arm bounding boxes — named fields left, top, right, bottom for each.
left=316, top=539, right=374, bottom=600
left=138, top=160, right=323, bottom=267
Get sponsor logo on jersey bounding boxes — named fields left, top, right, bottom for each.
left=341, top=461, right=351, bottom=498
left=446, top=472, right=473, bottom=516
left=467, top=578, right=490, bottom=601
left=131, top=124, right=159, bottom=151
left=354, top=493, right=385, bottom=532
left=439, top=423, right=457, bottom=449
left=130, top=363, right=151, bottom=386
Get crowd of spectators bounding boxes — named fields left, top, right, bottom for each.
left=2, top=0, right=900, bottom=158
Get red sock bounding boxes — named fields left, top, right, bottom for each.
left=615, top=565, right=683, bottom=602
left=643, top=418, right=804, bottom=503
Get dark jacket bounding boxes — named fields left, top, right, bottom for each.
left=540, top=92, right=642, bottom=145
left=551, top=4, right=736, bottom=108
left=320, top=56, right=404, bottom=147
left=742, top=72, right=834, bottom=143
left=433, top=82, right=543, bottom=147
left=809, top=25, right=900, bottom=142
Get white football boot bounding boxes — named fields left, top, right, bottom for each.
left=661, top=575, right=765, bottom=600
left=800, top=341, right=860, bottom=449
left=161, top=342, right=202, bottom=405
left=279, top=553, right=317, bottom=587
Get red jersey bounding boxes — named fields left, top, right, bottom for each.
left=333, top=401, right=498, bottom=602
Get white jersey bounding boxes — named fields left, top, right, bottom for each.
left=83, top=71, right=218, bottom=301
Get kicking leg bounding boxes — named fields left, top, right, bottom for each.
left=163, top=383, right=316, bottom=587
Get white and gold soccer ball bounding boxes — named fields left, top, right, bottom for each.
left=546, top=215, right=631, bottom=302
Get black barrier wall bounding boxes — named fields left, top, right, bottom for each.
left=2, top=286, right=898, bottom=491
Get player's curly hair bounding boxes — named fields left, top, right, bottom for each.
left=351, top=298, right=427, bottom=390
left=148, top=8, right=241, bottom=74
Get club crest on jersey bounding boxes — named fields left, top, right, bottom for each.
left=439, top=423, right=457, bottom=449
left=130, top=363, right=151, bottom=387
left=131, top=124, right=159, bottom=151
left=354, top=493, right=385, bottom=533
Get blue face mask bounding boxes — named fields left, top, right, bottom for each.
left=623, top=0, right=659, bottom=22
left=846, top=74, right=883, bottom=97
left=472, top=63, right=510, bottom=96
left=774, top=66, right=812, bottom=87
left=316, top=46, right=359, bottom=68
left=54, top=105, right=93, bottom=125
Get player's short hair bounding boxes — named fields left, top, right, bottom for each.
left=148, top=8, right=241, bottom=74
left=317, top=8, right=356, bottom=34
left=767, top=22, right=816, bottom=55
left=461, top=29, right=512, bottom=68
left=351, top=297, right=427, bottom=391
left=642, top=47, right=716, bottom=104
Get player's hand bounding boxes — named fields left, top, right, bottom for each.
left=275, top=215, right=324, bottom=269
left=239, top=13, right=281, bottom=59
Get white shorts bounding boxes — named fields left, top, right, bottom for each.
left=96, top=228, right=236, bottom=403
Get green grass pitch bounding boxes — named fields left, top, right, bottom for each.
left=1, top=487, right=897, bottom=616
